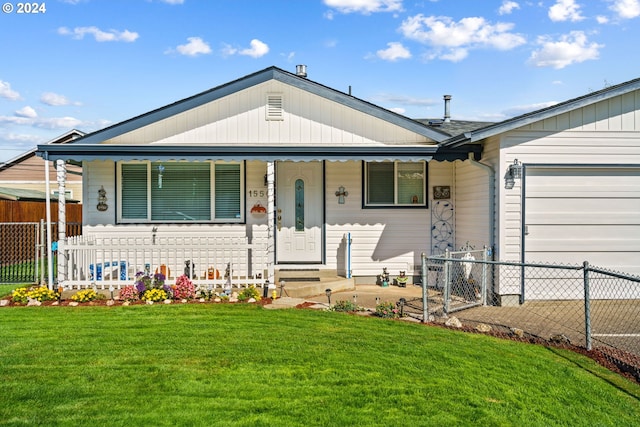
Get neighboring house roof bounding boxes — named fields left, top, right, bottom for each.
left=1, top=129, right=85, bottom=172
left=0, top=186, right=79, bottom=202
left=442, top=76, right=640, bottom=148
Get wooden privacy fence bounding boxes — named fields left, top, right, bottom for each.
left=60, top=235, right=269, bottom=290
left=0, top=200, right=82, bottom=223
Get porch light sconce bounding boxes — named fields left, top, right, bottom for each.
left=325, top=288, right=332, bottom=306
left=504, top=159, right=523, bottom=190
left=97, top=186, right=108, bottom=212
left=335, top=186, right=348, bottom=204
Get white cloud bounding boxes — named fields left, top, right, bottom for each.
left=0, top=80, right=21, bottom=100
left=0, top=113, right=84, bottom=130
left=548, top=0, right=584, bottom=22
left=502, top=101, right=559, bottom=117
left=161, top=0, right=184, bottom=4
left=323, top=0, right=402, bottom=14
left=609, top=0, right=640, bottom=19
left=498, top=1, right=520, bottom=15
left=376, top=42, right=411, bottom=61
left=375, top=93, right=438, bottom=107
left=172, top=37, right=212, bottom=56
left=40, top=92, right=80, bottom=106
left=223, top=39, right=270, bottom=58
left=58, top=26, right=139, bottom=42
left=596, top=15, right=610, bottom=23
left=240, top=39, right=269, bottom=58
left=528, top=31, right=603, bottom=69
left=3, top=132, right=45, bottom=144
left=15, top=106, right=37, bottom=118
left=399, top=15, right=526, bottom=62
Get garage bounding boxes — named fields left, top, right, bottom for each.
left=524, top=165, right=640, bottom=276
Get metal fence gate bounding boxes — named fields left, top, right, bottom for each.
left=0, top=221, right=81, bottom=284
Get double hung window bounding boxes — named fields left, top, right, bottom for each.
left=364, top=161, right=426, bottom=207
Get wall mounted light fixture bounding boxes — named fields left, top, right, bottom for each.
left=504, top=159, right=523, bottom=189
left=335, top=185, right=349, bottom=204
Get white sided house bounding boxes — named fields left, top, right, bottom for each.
left=38, top=66, right=482, bottom=295
left=38, top=66, right=640, bottom=302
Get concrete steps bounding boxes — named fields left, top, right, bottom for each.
left=274, top=268, right=355, bottom=299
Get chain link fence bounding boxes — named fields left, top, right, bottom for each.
left=410, top=249, right=640, bottom=382
left=0, top=221, right=82, bottom=284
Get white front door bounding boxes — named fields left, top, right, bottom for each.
left=276, top=162, right=323, bottom=263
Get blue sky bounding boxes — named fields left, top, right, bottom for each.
left=1, top=0, right=638, bottom=162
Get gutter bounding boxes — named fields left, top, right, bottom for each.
left=467, top=152, right=495, bottom=255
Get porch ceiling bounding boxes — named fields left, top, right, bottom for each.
left=36, top=144, right=481, bottom=163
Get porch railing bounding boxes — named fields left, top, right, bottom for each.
left=59, top=235, right=268, bottom=291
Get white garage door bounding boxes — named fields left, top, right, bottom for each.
left=525, top=166, right=640, bottom=276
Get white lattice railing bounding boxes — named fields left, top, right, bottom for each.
left=58, top=235, right=268, bottom=291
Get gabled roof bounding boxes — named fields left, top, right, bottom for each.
left=442, top=76, right=640, bottom=148
left=69, top=66, right=449, bottom=145
left=0, top=129, right=84, bottom=172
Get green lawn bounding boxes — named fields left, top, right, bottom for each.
left=0, top=284, right=19, bottom=297
left=1, top=303, right=639, bottom=426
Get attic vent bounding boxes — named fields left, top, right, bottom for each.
left=266, top=94, right=284, bottom=121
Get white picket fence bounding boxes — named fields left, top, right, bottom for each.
left=58, top=235, right=269, bottom=291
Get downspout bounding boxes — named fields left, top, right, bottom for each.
left=467, top=153, right=495, bottom=255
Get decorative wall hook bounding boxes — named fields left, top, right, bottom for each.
left=335, top=185, right=349, bottom=204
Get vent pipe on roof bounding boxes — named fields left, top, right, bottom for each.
left=296, top=65, right=307, bottom=78
left=443, top=95, right=452, bottom=122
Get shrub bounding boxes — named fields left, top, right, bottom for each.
left=71, top=289, right=99, bottom=303
left=141, top=288, right=167, bottom=302
left=173, top=275, right=196, bottom=300
left=374, top=301, right=400, bottom=318
left=331, top=300, right=361, bottom=312
left=237, top=285, right=261, bottom=302
left=11, top=286, right=58, bottom=304
left=118, top=285, right=139, bottom=302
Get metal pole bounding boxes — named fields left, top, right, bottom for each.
left=44, top=156, right=54, bottom=290
left=583, top=261, right=592, bottom=351
left=482, top=246, right=488, bottom=305
left=444, top=248, right=450, bottom=315
left=421, top=252, right=428, bottom=322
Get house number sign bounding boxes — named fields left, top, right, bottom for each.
left=248, top=189, right=266, bottom=198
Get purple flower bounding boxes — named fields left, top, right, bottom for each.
left=136, top=282, right=146, bottom=293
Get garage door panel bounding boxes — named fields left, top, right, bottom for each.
left=525, top=167, right=640, bottom=276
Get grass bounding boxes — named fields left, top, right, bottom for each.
left=0, top=284, right=20, bottom=297
left=0, top=304, right=639, bottom=426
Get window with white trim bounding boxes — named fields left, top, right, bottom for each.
left=118, top=161, right=243, bottom=222
left=364, top=161, right=426, bottom=207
